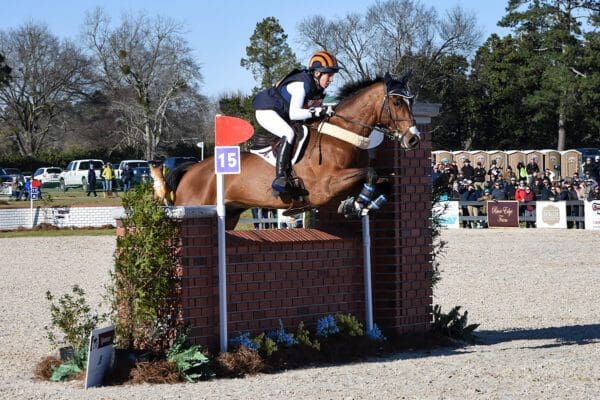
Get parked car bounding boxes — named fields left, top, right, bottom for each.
left=131, top=166, right=151, bottom=186
left=33, top=167, right=63, bottom=187
left=0, top=175, right=13, bottom=197
left=162, top=156, right=198, bottom=174
left=58, top=159, right=103, bottom=191
left=0, top=167, right=25, bottom=185
left=115, top=160, right=149, bottom=180
left=115, top=160, right=149, bottom=189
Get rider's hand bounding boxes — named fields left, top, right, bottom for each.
left=310, top=105, right=335, bottom=118
left=324, top=105, right=335, bottom=117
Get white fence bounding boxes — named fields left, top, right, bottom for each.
left=0, top=206, right=124, bottom=230
left=0, top=206, right=305, bottom=231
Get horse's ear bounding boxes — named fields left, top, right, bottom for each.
left=384, top=72, right=393, bottom=86
left=399, top=69, right=413, bottom=85
left=385, top=70, right=414, bottom=98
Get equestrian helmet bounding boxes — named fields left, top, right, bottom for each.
left=309, top=50, right=341, bottom=73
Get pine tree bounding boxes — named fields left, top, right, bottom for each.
left=498, top=0, right=599, bottom=150
left=240, top=17, right=300, bottom=91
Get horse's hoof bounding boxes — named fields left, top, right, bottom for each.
left=338, top=197, right=361, bottom=219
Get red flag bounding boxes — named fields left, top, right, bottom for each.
left=215, top=115, right=254, bottom=146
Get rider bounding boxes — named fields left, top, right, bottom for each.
left=252, top=50, right=341, bottom=194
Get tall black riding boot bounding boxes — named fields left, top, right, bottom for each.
left=272, top=141, right=293, bottom=193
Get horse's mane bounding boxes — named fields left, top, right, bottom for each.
left=335, top=76, right=383, bottom=102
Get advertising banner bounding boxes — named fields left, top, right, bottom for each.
left=487, top=201, right=519, bottom=228
left=536, top=201, right=567, bottom=228
left=585, top=200, right=600, bottom=230
left=433, top=201, right=460, bottom=229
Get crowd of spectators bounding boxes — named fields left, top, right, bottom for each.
left=433, top=155, right=600, bottom=228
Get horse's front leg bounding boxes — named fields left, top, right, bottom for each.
left=312, top=167, right=384, bottom=218
left=309, top=167, right=373, bottom=203
left=328, top=167, right=389, bottom=218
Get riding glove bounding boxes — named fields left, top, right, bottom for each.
left=310, top=105, right=336, bottom=118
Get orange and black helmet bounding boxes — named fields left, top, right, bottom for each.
left=308, top=50, right=342, bottom=73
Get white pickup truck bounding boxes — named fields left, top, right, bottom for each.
left=58, top=159, right=104, bottom=191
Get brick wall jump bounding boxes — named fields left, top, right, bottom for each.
left=175, top=127, right=433, bottom=349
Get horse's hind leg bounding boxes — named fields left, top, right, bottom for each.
left=224, top=207, right=245, bottom=230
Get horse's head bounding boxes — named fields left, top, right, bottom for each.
left=379, top=71, right=420, bottom=150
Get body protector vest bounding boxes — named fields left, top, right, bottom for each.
left=252, top=69, right=325, bottom=121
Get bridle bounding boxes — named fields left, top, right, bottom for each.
left=328, top=84, right=420, bottom=143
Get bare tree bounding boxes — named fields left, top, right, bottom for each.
left=297, top=0, right=482, bottom=94
left=82, top=8, right=204, bottom=159
left=0, top=23, right=92, bottom=156
left=298, top=14, right=377, bottom=82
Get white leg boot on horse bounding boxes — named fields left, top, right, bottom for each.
left=272, top=140, right=293, bottom=196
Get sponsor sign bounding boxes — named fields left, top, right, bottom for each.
left=487, top=201, right=519, bottom=228
left=585, top=200, right=600, bottom=230
left=536, top=201, right=567, bottom=229
left=433, top=201, right=460, bottom=229
left=84, top=325, right=115, bottom=389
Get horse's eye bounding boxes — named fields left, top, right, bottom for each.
left=393, top=99, right=402, bottom=107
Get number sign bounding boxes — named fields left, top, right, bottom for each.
left=214, top=146, right=240, bottom=174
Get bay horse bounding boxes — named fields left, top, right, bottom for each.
left=166, top=71, right=420, bottom=229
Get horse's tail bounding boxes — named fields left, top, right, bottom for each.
left=149, top=164, right=173, bottom=205
left=164, top=161, right=196, bottom=203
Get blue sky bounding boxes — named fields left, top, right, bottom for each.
left=2, top=0, right=510, bottom=98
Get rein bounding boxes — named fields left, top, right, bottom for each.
left=331, top=87, right=416, bottom=142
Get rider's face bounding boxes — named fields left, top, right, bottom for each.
left=316, top=72, right=335, bottom=88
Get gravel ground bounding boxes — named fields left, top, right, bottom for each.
left=1, top=229, right=599, bottom=399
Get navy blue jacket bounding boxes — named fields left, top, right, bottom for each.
left=87, top=169, right=97, bottom=185
left=252, top=69, right=324, bottom=121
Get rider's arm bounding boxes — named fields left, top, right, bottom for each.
left=286, top=81, right=314, bottom=121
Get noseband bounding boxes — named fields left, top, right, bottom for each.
left=379, top=92, right=419, bottom=141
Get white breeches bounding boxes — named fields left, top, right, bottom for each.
left=255, top=110, right=295, bottom=144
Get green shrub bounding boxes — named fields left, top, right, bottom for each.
left=334, top=313, right=364, bottom=337
left=49, top=347, right=88, bottom=382
left=112, top=184, right=182, bottom=351
left=44, top=285, right=106, bottom=350
left=432, top=305, right=479, bottom=343
left=294, top=322, right=320, bottom=351
left=252, top=333, right=278, bottom=357
left=50, top=362, right=82, bottom=382
left=166, top=336, right=214, bottom=382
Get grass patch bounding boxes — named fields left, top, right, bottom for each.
left=0, top=227, right=116, bottom=238
left=0, top=187, right=123, bottom=209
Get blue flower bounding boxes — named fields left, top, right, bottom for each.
left=366, top=324, right=387, bottom=341
left=229, top=332, right=258, bottom=351
left=266, top=320, right=297, bottom=347
left=316, top=314, right=340, bottom=337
